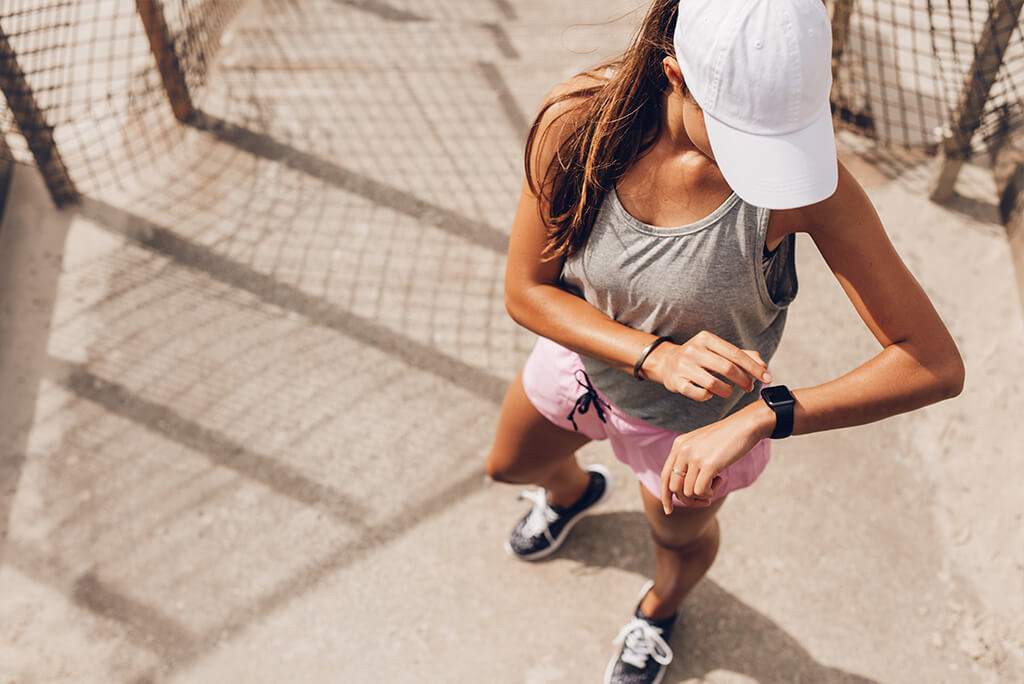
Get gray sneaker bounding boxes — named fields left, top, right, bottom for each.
left=604, top=580, right=676, bottom=684
left=504, top=463, right=612, bottom=561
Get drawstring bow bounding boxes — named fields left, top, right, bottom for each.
left=566, top=369, right=611, bottom=431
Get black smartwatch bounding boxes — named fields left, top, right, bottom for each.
left=760, top=385, right=796, bottom=439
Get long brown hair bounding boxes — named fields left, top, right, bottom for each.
left=525, top=0, right=679, bottom=261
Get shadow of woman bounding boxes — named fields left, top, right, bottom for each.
left=556, top=510, right=879, bottom=684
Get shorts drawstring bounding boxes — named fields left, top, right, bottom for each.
left=567, top=369, right=611, bottom=432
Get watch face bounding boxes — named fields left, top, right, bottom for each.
left=762, top=385, right=794, bottom=406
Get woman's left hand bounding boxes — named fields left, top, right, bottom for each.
left=660, top=412, right=765, bottom=515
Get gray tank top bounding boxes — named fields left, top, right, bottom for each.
left=559, top=187, right=798, bottom=433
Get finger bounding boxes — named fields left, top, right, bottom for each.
left=669, top=464, right=687, bottom=496
left=672, top=493, right=712, bottom=508
left=704, top=336, right=771, bottom=383
left=660, top=464, right=674, bottom=515
left=683, top=464, right=699, bottom=499
left=708, top=474, right=724, bottom=498
left=693, top=469, right=717, bottom=498
left=688, top=367, right=734, bottom=399
left=741, top=349, right=765, bottom=366
left=696, top=350, right=756, bottom=393
left=678, top=382, right=714, bottom=402
left=684, top=475, right=722, bottom=504
left=662, top=458, right=685, bottom=514
left=668, top=479, right=712, bottom=509
left=740, top=349, right=772, bottom=383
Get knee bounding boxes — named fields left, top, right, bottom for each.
left=651, top=518, right=720, bottom=561
left=484, top=450, right=520, bottom=484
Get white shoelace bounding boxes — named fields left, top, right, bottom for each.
left=518, top=488, right=558, bottom=541
left=612, top=617, right=673, bottom=670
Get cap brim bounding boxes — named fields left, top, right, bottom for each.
left=703, top=103, right=838, bottom=210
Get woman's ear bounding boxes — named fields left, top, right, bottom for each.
left=662, top=56, right=684, bottom=91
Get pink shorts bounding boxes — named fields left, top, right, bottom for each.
left=521, top=337, right=771, bottom=507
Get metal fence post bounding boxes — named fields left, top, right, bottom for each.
left=828, top=0, right=855, bottom=84
left=136, top=0, right=194, bottom=123
left=929, top=0, right=1024, bottom=202
left=992, top=131, right=1024, bottom=306
left=0, top=24, right=79, bottom=207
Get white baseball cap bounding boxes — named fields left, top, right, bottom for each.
left=674, top=0, right=838, bottom=209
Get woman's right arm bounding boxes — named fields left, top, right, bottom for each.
left=503, top=83, right=661, bottom=376
left=504, top=83, right=770, bottom=399
left=505, top=178, right=661, bottom=375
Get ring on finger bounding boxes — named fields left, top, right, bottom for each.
left=671, top=467, right=685, bottom=477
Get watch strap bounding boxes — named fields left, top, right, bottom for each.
left=769, top=400, right=794, bottom=439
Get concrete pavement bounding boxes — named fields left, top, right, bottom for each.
left=1, top=1, right=1021, bottom=682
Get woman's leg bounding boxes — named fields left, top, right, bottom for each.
left=636, top=483, right=725, bottom=619
left=485, top=371, right=593, bottom=507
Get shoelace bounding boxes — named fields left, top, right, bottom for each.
left=612, top=617, right=673, bottom=670
left=566, top=370, right=611, bottom=431
left=518, top=488, right=558, bottom=539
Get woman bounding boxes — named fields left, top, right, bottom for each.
left=485, top=1, right=965, bottom=682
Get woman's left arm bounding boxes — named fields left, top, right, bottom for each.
left=663, top=161, right=965, bottom=511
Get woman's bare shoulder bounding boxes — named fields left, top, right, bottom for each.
left=538, top=71, right=606, bottom=122
left=548, top=69, right=608, bottom=100
left=528, top=70, right=607, bottom=173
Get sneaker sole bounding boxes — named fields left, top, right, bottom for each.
left=603, top=654, right=667, bottom=684
left=504, top=463, right=614, bottom=561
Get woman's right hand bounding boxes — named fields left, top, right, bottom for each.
left=642, top=330, right=772, bottom=401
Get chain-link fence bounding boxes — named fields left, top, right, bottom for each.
left=0, top=0, right=241, bottom=205
left=1, top=0, right=1023, bottom=208
left=831, top=0, right=1023, bottom=157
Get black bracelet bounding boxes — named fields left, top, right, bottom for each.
left=633, top=336, right=672, bottom=380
